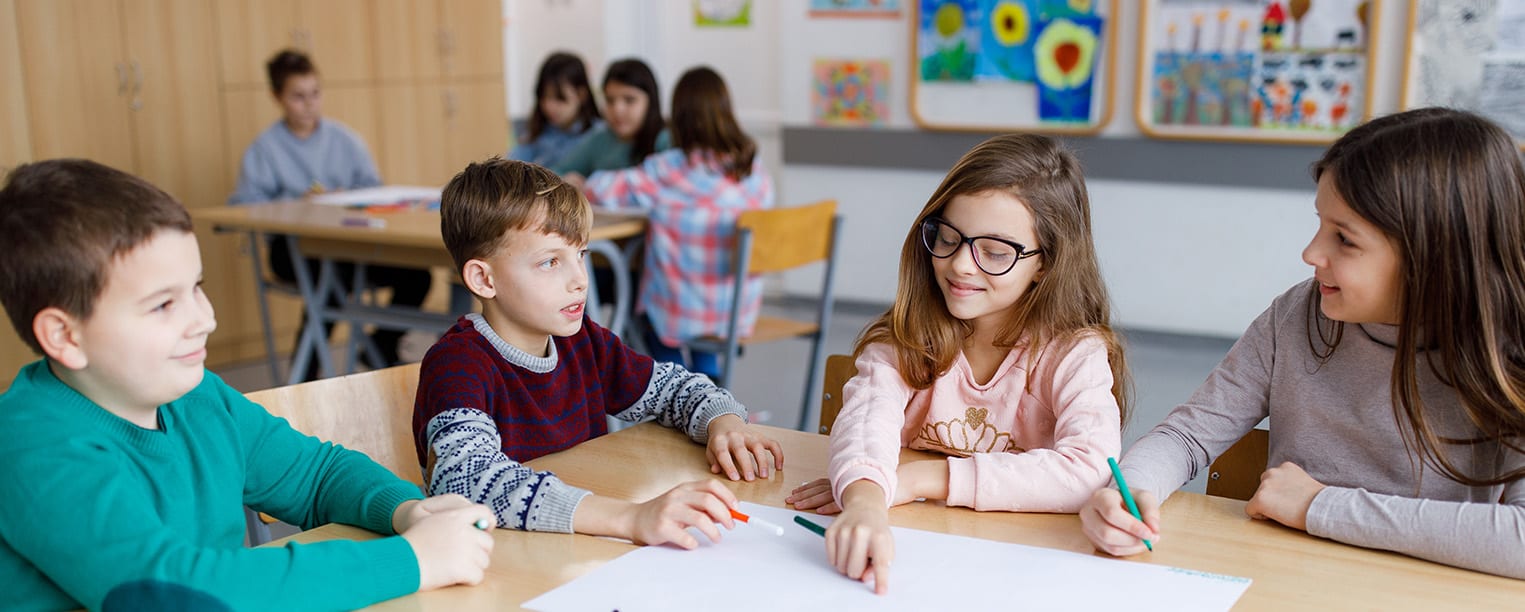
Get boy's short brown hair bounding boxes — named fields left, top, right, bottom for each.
left=266, top=48, right=316, bottom=95
left=0, top=159, right=193, bottom=354
left=440, top=158, right=592, bottom=277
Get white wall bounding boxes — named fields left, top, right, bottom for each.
left=506, top=0, right=1415, bottom=338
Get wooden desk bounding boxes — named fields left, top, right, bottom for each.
left=192, top=201, right=646, bottom=383
left=273, top=424, right=1525, bottom=611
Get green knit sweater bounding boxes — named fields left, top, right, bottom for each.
left=0, top=361, right=425, bottom=611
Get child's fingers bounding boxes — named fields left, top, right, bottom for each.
left=713, top=447, right=740, bottom=480
left=869, top=557, right=890, bottom=595
left=788, top=489, right=835, bottom=511
left=692, top=489, right=735, bottom=529
left=693, top=477, right=740, bottom=507
left=684, top=508, right=724, bottom=544
left=818, top=501, right=843, bottom=515
left=1136, top=490, right=1163, bottom=533
left=745, top=439, right=773, bottom=478
left=788, top=478, right=831, bottom=499
left=844, top=533, right=872, bottom=580
left=732, top=442, right=759, bottom=481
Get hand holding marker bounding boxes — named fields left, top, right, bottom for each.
left=729, top=508, right=785, bottom=536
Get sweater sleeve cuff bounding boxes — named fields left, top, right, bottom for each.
left=365, top=483, right=427, bottom=535
left=350, top=535, right=423, bottom=600
left=833, top=464, right=895, bottom=507
left=695, top=397, right=747, bottom=443
left=526, top=478, right=594, bottom=534
left=945, top=457, right=978, bottom=508
left=1303, top=485, right=1345, bottom=538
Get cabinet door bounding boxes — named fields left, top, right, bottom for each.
left=372, top=0, right=443, bottom=82
left=15, top=0, right=134, bottom=169
left=376, top=83, right=451, bottom=186
left=440, top=0, right=503, bottom=79
left=0, top=0, right=32, bottom=170
left=444, top=79, right=508, bottom=174
left=214, top=0, right=301, bottom=88
left=299, top=0, right=374, bottom=83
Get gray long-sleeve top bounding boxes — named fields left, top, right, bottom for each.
left=1122, top=279, right=1525, bottom=579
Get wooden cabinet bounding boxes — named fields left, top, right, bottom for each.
left=0, top=0, right=31, bottom=171
left=373, top=0, right=444, bottom=82
left=214, top=0, right=373, bottom=88
left=441, top=0, right=504, bottom=79
left=445, top=78, right=509, bottom=171
left=14, top=0, right=135, bottom=169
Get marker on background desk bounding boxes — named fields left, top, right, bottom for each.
left=340, top=216, right=386, bottom=229
left=1107, top=457, right=1152, bottom=551
left=729, top=508, right=784, bottom=536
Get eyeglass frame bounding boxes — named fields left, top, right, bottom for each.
left=919, top=216, right=1042, bottom=276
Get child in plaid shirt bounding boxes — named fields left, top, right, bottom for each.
left=583, top=67, right=772, bottom=379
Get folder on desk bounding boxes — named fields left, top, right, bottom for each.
left=310, top=185, right=443, bottom=211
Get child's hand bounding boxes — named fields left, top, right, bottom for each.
left=828, top=481, right=895, bottom=595
left=786, top=478, right=841, bottom=514
left=1245, top=461, right=1326, bottom=531
left=624, top=479, right=740, bottom=549
left=1079, top=487, right=1161, bottom=557
left=400, top=503, right=497, bottom=591
left=705, top=414, right=785, bottom=481
left=391, top=494, right=481, bottom=534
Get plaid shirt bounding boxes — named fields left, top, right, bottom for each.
left=585, top=149, right=774, bottom=346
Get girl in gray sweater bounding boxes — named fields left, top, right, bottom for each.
left=1081, top=107, right=1525, bottom=579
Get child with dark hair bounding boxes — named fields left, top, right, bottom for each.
left=509, top=51, right=603, bottom=168
left=552, top=58, right=671, bottom=181
left=0, top=159, right=496, bottom=611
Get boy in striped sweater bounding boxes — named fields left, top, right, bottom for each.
left=415, top=158, right=783, bottom=548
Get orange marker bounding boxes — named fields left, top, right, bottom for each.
left=729, top=508, right=785, bottom=536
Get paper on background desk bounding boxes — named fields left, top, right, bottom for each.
left=524, top=502, right=1250, bottom=612
left=309, top=185, right=442, bottom=207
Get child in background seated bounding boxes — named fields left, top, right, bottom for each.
left=788, top=134, right=1130, bottom=594
left=553, top=58, right=671, bottom=182
left=0, top=159, right=495, bottom=611
left=414, top=158, right=783, bottom=548
left=583, top=66, right=772, bottom=379
left=508, top=51, right=602, bottom=169
left=1081, top=108, right=1525, bottom=580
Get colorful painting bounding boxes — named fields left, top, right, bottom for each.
left=694, top=0, right=752, bottom=27
left=1406, top=0, right=1525, bottom=145
left=976, top=0, right=1038, bottom=81
left=919, top=0, right=980, bottom=81
left=1034, top=15, right=1103, bottom=121
left=810, top=0, right=903, bottom=17
left=812, top=59, right=892, bottom=126
left=1143, top=0, right=1373, bottom=138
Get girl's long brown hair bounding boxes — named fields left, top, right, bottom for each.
left=669, top=66, right=756, bottom=181
left=1310, top=107, right=1525, bottom=486
left=854, top=134, right=1131, bottom=423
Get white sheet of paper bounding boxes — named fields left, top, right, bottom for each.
left=524, top=502, right=1251, bottom=612
left=308, top=185, right=442, bottom=206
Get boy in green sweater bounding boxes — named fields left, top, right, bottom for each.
left=0, top=159, right=497, bottom=611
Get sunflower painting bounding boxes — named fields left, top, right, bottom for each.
left=975, top=0, right=1036, bottom=82
left=1033, top=15, right=1102, bottom=122
left=919, top=0, right=980, bottom=81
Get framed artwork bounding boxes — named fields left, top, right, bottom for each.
left=813, top=58, right=893, bottom=126
left=910, top=0, right=1118, bottom=134
left=1136, top=0, right=1381, bottom=143
left=810, top=0, right=904, bottom=18
left=1401, top=0, right=1525, bottom=147
left=694, top=0, right=752, bottom=27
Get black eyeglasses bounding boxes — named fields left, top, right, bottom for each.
left=920, top=217, right=1041, bottom=276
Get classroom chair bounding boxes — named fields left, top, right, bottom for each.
left=241, top=363, right=423, bottom=544
left=1206, top=428, right=1269, bottom=501
left=683, top=200, right=842, bottom=433
left=817, top=354, right=858, bottom=435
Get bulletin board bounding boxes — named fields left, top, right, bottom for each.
left=1136, top=0, right=1382, bottom=144
left=1401, top=0, right=1525, bottom=147
left=910, top=0, right=1119, bottom=134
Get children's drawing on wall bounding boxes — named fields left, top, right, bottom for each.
left=694, top=0, right=752, bottom=27
left=1407, top=0, right=1525, bottom=143
left=920, top=0, right=981, bottom=80
left=1032, top=14, right=1102, bottom=121
left=1146, top=0, right=1370, bottom=137
left=810, top=0, right=903, bottom=17
left=812, top=59, right=892, bottom=126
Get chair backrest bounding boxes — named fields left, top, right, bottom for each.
left=243, top=363, right=424, bottom=486
left=1206, top=428, right=1269, bottom=501
left=736, top=199, right=837, bottom=274
left=818, top=354, right=858, bottom=435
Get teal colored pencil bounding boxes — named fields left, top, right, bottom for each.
left=793, top=515, right=828, bottom=537
left=1107, top=457, right=1153, bottom=552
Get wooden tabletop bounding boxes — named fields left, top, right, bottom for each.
left=273, top=423, right=1524, bottom=610
left=192, top=200, right=647, bottom=269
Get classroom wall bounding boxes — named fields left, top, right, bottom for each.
left=506, top=0, right=1416, bottom=338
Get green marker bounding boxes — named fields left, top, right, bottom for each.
left=793, top=515, right=828, bottom=537
left=1107, top=457, right=1152, bottom=551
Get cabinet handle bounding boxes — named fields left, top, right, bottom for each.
left=115, top=62, right=129, bottom=95
left=444, top=90, right=457, bottom=120
left=129, top=60, right=143, bottom=111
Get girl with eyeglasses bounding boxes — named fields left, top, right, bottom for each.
left=786, top=134, right=1131, bottom=594
left=1082, top=108, right=1525, bottom=579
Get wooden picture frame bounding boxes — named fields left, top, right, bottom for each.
left=1135, top=0, right=1382, bottom=144
left=1400, top=0, right=1525, bottom=148
left=909, top=0, right=1118, bottom=135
